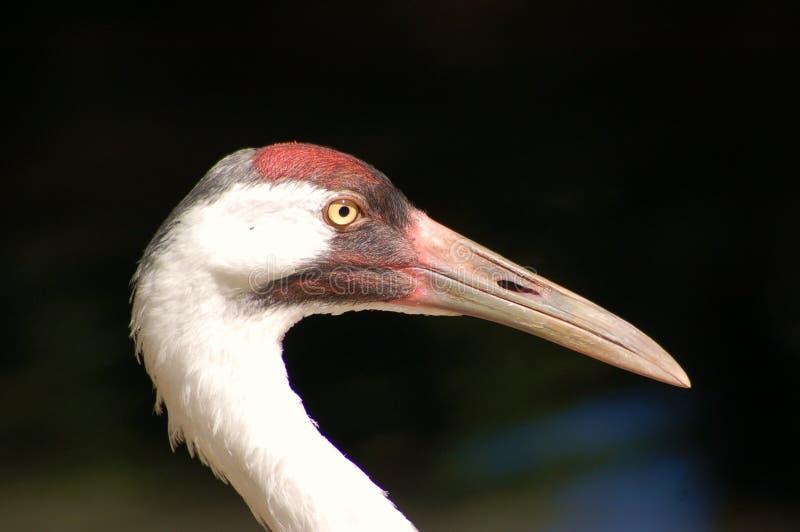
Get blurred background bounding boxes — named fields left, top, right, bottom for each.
left=3, top=2, right=797, bottom=531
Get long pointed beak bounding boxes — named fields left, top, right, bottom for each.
left=397, top=212, right=690, bottom=388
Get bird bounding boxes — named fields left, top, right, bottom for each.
left=130, top=142, right=690, bottom=532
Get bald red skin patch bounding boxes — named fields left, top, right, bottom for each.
left=253, top=142, right=382, bottom=190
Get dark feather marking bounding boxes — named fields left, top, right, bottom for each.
left=252, top=264, right=416, bottom=307
left=330, top=220, right=417, bottom=267
left=361, top=181, right=412, bottom=229
left=250, top=220, right=418, bottom=308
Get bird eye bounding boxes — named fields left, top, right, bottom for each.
left=325, top=198, right=362, bottom=227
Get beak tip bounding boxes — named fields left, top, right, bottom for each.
left=666, top=366, right=692, bottom=389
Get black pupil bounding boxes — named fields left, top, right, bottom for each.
left=338, top=205, right=351, bottom=218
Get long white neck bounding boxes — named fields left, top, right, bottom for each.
left=132, top=266, right=417, bottom=532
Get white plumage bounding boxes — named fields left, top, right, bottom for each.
left=133, top=180, right=416, bottom=530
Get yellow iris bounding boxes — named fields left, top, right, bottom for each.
left=325, top=198, right=361, bottom=227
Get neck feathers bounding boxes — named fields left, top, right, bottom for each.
left=131, top=258, right=416, bottom=531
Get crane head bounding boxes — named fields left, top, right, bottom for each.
left=137, top=142, right=689, bottom=388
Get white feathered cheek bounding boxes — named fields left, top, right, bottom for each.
left=186, top=182, right=335, bottom=288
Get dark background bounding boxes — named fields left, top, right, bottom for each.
left=3, top=3, right=798, bottom=531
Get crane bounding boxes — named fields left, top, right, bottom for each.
left=130, top=142, right=690, bottom=532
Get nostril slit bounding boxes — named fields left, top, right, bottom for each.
left=497, top=279, right=540, bottom=295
